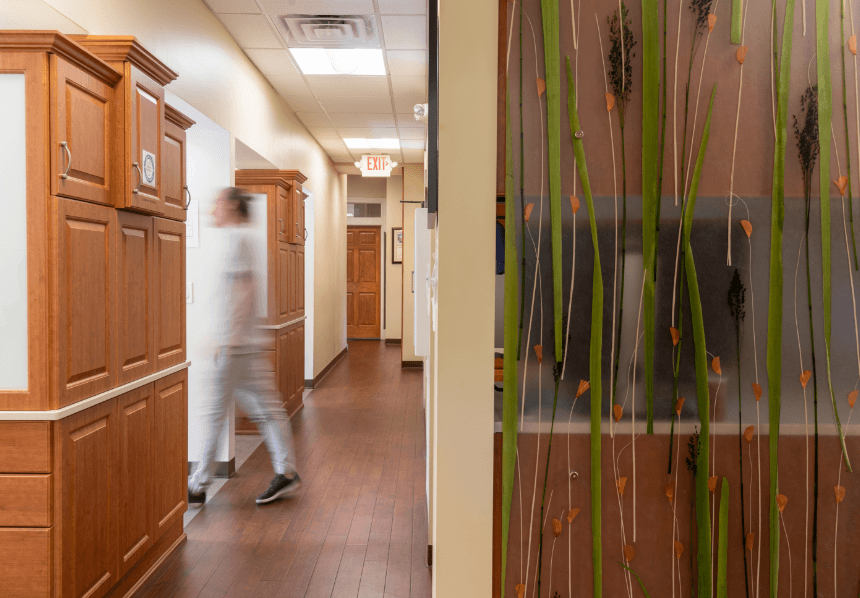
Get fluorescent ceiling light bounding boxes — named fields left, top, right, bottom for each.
left=344, top=138, right=401, bottom=149
left=289, top=48, right=386, bottom=75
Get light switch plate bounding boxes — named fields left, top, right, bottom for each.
left=186, top=282, right=193, bottom=304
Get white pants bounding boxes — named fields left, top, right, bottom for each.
left=189, top=351, right=296, bottom=493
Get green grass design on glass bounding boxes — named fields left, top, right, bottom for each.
left=767, top=0, right=798, bottom=595
left=567, top=56, right=603, bottom=598
left=840, top=0, right=859, bottom=270
left=683, top=84, right=717, bottom=598
left=817, top=0, right=853, bottom=475
left=731, top=0, right=743, bottom=44
left=717, top=478, right=730, bottom=598
left=617, top=563, right=651, bottom=598
left=641, top=0, right=660, bottom=434
left=539, top=0, right=563, bottom=363
left=500, top=90, right=518, bottom=598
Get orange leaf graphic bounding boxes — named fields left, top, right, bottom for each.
left=536, top=78, right=546, bottom=98
left=752, top=382, right=762, bottom=401
left=665, top=481, right=675, bottom=502
left=516, top=583, right=526, bottom=598
left=777, top=494, right=788, bottom=512
left=800, top=370, right=812, bottom=388
left=623, top=544, right=635, bottom=562
left=570, top=196, right=580, bottom=214
left=675, top=397, right=685, bottom=416
left=617, top=477, right=627, bottom=496
left=708, top=13, right=717, bottom=32
left=744, top=425, right=755, bottom=443
left=524, top=203, right=534, bottom=223
left=605, top=92, right=616, bottom=112
left=851, top=35, right=858, bottom=56
left=850, top=390, right=858, bottom=408
left=708, top=476, right=718, bottom=494
left=670, top=327, right=680, bottom=346
left=746, top=533, right=755, bottom=551
left=533, top=345, right=543, bottom=363
left=552, top=518, right=562, bottom=537
left=835, top=485, right=846, bottom=503
left=675, top=540, right=684, bottom=559
left=737, top=46, right=749, bottom=64
left=835, top=176, right=849, bottom=197
left=613, top=404, right=623, bottom=422
left=741, top=220, right=753, bottom=238
left=711, top=356, right=722, bottom=375
left=577, top=379, right=590, bottom=398
left=567, top=507, right=581, bottom=523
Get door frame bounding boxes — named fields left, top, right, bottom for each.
left=346, top=224, right=383, bottom=340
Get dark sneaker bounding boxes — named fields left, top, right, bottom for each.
left=188, top=489, right=206, bottom=505
left=256, top=473, right=302, bottom=504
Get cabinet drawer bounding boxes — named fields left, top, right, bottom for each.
left=0, top=528, right=51, bottom=598
left=0, top=422, right=51, bottom=473
left=0, top=475, right=51, bottom=527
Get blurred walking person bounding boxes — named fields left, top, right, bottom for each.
left=188, top=187, right=301, bottom=505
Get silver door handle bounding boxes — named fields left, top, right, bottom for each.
left=304, top=227, right=308, bottom=240
left=279, top=218, right=285, bottom=233
left=60, top=141, right=71, bottom=179
left=184, top=185, right=191, bottom=209
left=132, top=162, right=141, bottom=194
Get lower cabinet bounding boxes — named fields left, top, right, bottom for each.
left=152, top=370, right=188, bottom=541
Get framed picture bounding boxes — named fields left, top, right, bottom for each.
left=392, top=227, right=403, bottom=264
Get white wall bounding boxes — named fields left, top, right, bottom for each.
left=304, top=191, right=315, bottom=381
left=401, top=164, right=424, bottom=363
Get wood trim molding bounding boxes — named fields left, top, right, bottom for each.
left=0, top=31, right=122, bottom=85
left=164, top=104, right=195, bottom=130
left=68, top=35, right=178, bottom=86
left=257, top=316, right=306, bottom=331
left=235, top=169, right=308, bottom=188
left=384, top=338, right=402, bottom=345
left=401, top=361, right=424, bottom=369
left=307, top=346, right=348, bottom=388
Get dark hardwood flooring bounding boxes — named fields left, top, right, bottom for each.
left=139, top=341, right=430, bottom=598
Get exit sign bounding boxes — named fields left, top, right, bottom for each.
left=355, top=154, right=398, bottom=177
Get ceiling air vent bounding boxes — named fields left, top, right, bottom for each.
left=279, top=15, right=378, bottom=49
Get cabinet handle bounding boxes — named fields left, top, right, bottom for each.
left=184, top=185, right=191, bottom=209
left=304, top=227, right=308, bottom=240
left=279, top=219, right=285, bottom=233
left=132, top=162, right=142, bottom=194
left=295, top=222, right=300, bottom=239
left=60, top=141, right=71, bottom=180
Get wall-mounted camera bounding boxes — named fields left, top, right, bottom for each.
left=414, top=103, right=429, bottom=123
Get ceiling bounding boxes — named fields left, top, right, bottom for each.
left=202, top=0, right=429, bottom=166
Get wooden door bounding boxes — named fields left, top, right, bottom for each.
left=161, top=117, right=187, bottom=222
left=277, top=185, right=291, bottom=244
left=115, top=384, right=153, bottom=577
left=116, top=212, right=155, bottom=385
left=346, top=227, right=381, bottom=339
left=297, top=245, right=305, bottom=319
left=50, top=56, right=113, bottom=206
left=127, top=66, right=164, bottom=214
left=293, top=187, right=305, bottom=246
left=151, top=369, right=187, bottom=541
left=278, top=326, right=292, bottom=408
left=56, top=399, right=117, bottom=598
left=278, top=243, right=293, bottom=324
left=53, top=197, right=117, bottom=408
left=293, top=322, right=305, bottom=406
left=154, top=217, right=186, bottom=371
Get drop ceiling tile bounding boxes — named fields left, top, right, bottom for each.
left=268, top=75, right=311, bottom=97
left=317, top=138, right=350, bottom=153
left=391, top=76, right=427, bottom=112
left=206, top=0, right=260, bottom=13
left=381, top=16, right=426, bottom=49
left=219, top=14, right=282, bottom=49
left=399, top=139, right=425, bottom=149
left=397, top=112, right=423, bottom=128
left=297, top=112, right=331, bottom=127
left=401, top=148, right=425, bottom=163
left=329, top=113, right=396, bottom=127
left=399, top=128, right=426, bottom=140
left=304, top=75, right=390, bottom=99
left=378, top=0, right=427, bottom=15
left=322, top=95, right=395, bottom=113
left=258, top=0, right=375, bottom=13
left=281, top=91, right=322, bottom=112
left=245, top=49, right=302, bottom=78
left=337, top=128, right=398, bottom=139
left=386, top=50, right=427, bottom=76
left=308, top=127, right=341, bottom=139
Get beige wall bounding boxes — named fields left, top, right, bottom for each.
left=430, top=0, right=497, bottom=595
left=11, top=0, right=348, bottom=377
left=385, top=174, right=404, bottom=340
left=401, top=164, right=424, bottom=363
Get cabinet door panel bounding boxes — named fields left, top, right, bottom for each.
left=277, top=186, right=291, bottom=243
left=152, top=370, right=187, bottom=541
left=51, top=56, right=112, bottom=206
left=0, top=528, right=51, bottom=598
left=116, top=212, right=155, bottom=385
left=278, top=327, right=290, bottom=407
left=278, top=243, right=291, bottom=324
left=294, top=323, right=304, bottom=403
left=161, top=119, right=187, bottom=222
left=293, top=188, right=305, bottom=246
left=116, top=384, right=153, bottom=577
left=54, top=197, right=116, bottom=408
left=154, top=218, right=186, bottom=371
left=297, top=246, right=305, bottom=319
left=128, top=67, right=164, bottom=214
left=57, top=400, right=117, bottom=598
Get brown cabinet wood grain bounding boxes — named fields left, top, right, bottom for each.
left=0, top=422, right=52, bottom=473
left=278, top=242, right=293, bottom=324
left=161, top=105, right=194, bottom=222
left=56, top=399, right=118, bottom=598
left=292, top=321, right=305, bottom=412
left=0, top=474, right=51, bottom=527
left=154, top=217, right=186, bottom=371
left=277, top=185, right=292, bottom=244
left=152, top=370, right=187, bottom=542
left=293, top=186, right=306, bottom=246
left=53, top=197, right=117, bottom=408
left=115, top=384, right=153, bottom=577
left=278, top=327, right=291, bottom=408
left=0, top=528, right=51, bottom=598
left=50, top=55, right=113, bottom=206
left=116, top=211, right=155, bottom=385
left=297, top=245, right=305, bottom=320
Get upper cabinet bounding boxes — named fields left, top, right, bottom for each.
left=70, top=36, right=179, bottom=216
left=162, top=105, right=195, bottom=222
left=293, top=184, right=307, bottom=246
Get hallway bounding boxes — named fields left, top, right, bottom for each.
left=139, top=342, right=430, bottom=598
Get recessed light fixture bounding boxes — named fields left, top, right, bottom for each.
left=344, top=138, right=401, bottom=149
left=289, top=48, right=386, bottom=75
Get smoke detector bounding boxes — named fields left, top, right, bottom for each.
left=278, top=15, right=379, bottom=49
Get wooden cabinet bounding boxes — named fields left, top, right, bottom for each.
left=278, top=327, right=291, bottom=408
left=154, top=217, right=186, bottom=371
left=162, top=105, right=194, bottom=222
left=152, top=370, right=188, bottom=541
left=293, top=186, right=306, bottom=246
left=50, top=55, right=114, bottom=206
left=297, top=245, right=305, bottom=319
left=0, top=528, right=51, bottom=598
left=116, top=211, right=155, bottom=385
left=292, top=321, right=305, bottom=410
left=52, top=197, right=117, bottom=408
left=277, top=184, right=292, bottom=243
left=70, top=36, right=179, bottom=216
left=278, top=242, right=293, bottom=323
left=56, top=399, right=118, bottom=598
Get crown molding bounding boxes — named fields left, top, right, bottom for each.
left=0, top=30, right=122, bottom=85
left=69, top=35, right=178, bottom=86
left=235, top=169, right=308, bottom=188
left=165, top=104, right=195, bottom=130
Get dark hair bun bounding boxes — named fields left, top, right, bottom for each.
left=227, top=187, right=252, bottom=220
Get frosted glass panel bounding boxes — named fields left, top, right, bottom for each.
left=248, top=193, right=268, bottom=318
left=0, top=74, right=28, bottom=389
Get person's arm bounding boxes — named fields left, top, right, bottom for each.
left=225, top=272, right=256, bottom=348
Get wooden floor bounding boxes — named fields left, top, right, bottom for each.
left=139, top=341, right=430, bottom=598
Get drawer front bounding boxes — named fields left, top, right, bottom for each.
left=0, top=474, right=51, bottom=527
left=0, top=528, right=51, bottom=598
left=0, top=422, right=51, bottom=473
